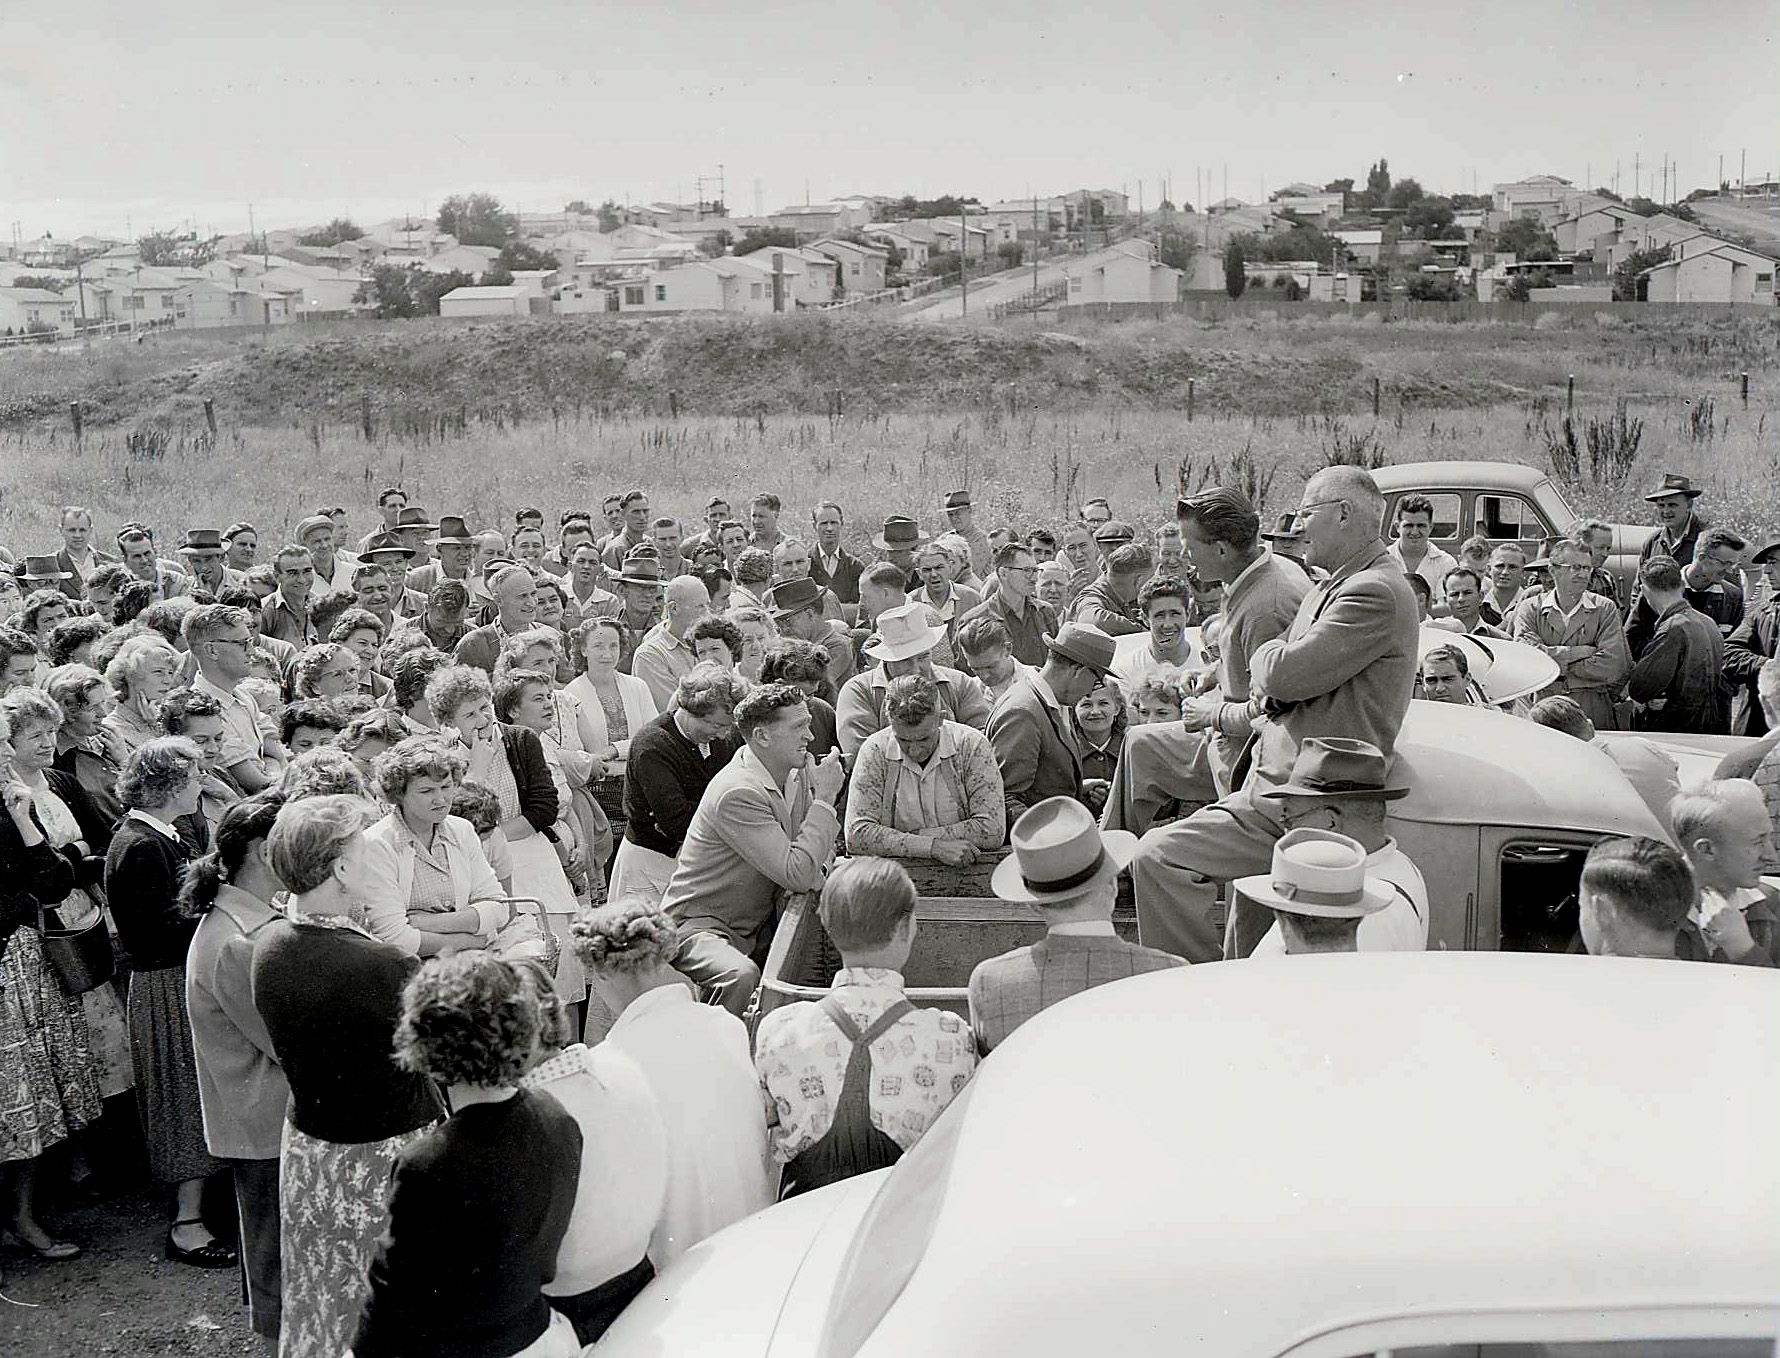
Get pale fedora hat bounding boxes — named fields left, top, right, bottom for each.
left=992, top=796, right=1139, bottom=906
left=1233, top=828, right=1393, bottom=919
left=861, top=601, right=947, bottom=663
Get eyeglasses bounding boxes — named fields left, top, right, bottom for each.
left=209, top=636, right=254, bottom=651
left=1001, top=565, right=1038, bottom=577
left=1292, top=500, right=1345, bottom=527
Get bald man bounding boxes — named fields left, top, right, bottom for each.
left=631, top=574, right=711, bottom=709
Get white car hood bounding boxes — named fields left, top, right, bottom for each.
left=595, top=1170, right=887, bottom=1357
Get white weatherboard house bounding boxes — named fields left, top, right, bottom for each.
left=438, top=285, right=540, bottom=317
left=1062, top=239, right=1181, bottom=304
left=0, top=286, right=79, bottom=333
left=1641, top=238, right=1778, bottom=305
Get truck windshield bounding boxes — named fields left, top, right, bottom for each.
left=816, top=1081, right=976, bottom=1358
left=1532, top=478, right=1578, bottom=533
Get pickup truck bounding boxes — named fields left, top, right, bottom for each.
left=1372, top=461, right=1655, bottom=596
left=757, top=701, right=1673, bottom=1021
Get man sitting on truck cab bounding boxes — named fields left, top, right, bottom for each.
left=1242, top=738, right=1429, bottom=957
left=754, top=857, right=978, bottom=1199
left=1578, top=836, right=1697, bottom=960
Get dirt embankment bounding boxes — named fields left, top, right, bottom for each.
left=0, top=313, right=1528, bottom=433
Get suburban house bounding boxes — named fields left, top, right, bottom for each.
left=1064, top=189, right=1130, bottom=223
left=1641, top=239, right=1778, bottom=305
left=255, top=265, right=364, bottom=316
left=931, top=219, right=994, bottom=259
left=1269, top=192, right=1346, bottom=225
left=1598, top=213, right=1710, bottom=271
left=625, top=257, right=778, bottom=314
left=1334, top=229, right=1384, bottom=266
left=736, top=247, right=839, bottom=307
left=173, top=280, right=292, bottom=328
left=1061, top=239, right=1181, bottom=304
left=863, top=226, right=929, bottom=269
left=438, top=285, right=547, bottom=318
left=809, top=237, right=889, bottom=293
left=1209, top=197, right=1249, bottom=215
left=981, top=198, right=1067, bottom=238
left=0, top=286, right=79, bottom=333
left=1492, top=175, right=1586, bottom=223
left=81, top=268, right=187, bottom=324
left=416, top=244, right=501, bottom=276
left=769, top=202, right=874, bottom=240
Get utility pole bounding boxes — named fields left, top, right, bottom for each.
left=1031, top=187, right=1039, bottom=313
left=1741, top=149, right=1747, bottom=199
left=1720, top=154, right=1725, bottom=193
left=1634, top=153, right=1640, bottom=198
left=959, top=203, right=967, bottom=316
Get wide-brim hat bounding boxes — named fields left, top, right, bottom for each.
left=861, top=601, right=947, bottom=662
left=873, top=515, right=930, bottom=552
left=1046, top=623, right=1117, bottom=677
left=360, top=532, right=414, bottom=561
left=20, top=553, right=72, bottom=580
left=616, top=547, right=666, bottom=586
left=1643, top=473, right=1703, bottom=503
left=177, top=529, right=224, bottom=554
left=765, top=577, right=823, bottom=618
left=1752, top=541, right=1780, bottom=565
left=1260, top=511, right=1305, bottom=542
left=942, top=489, right=972, bottom=511
left=1259, top=737, right=1409, bottom=802
left=1233, top=827, right=1394, bottom=919
left=395, top=508, right=440, bottom=533
left=992, top=796, right=1139, bottom=905
left=427, top=514, right=476, bottom=546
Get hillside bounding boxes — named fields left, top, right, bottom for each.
left=0, top=313, right=1530, bottom=433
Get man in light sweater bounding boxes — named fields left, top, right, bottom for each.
left=661, top=682, right=846, bottom=1015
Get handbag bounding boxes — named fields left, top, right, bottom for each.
left=36, top=895, right=117, bottom=995
left=491, top=896, right=561, bottom=975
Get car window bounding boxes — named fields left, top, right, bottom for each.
left=1339, top=1342, right=1774, bottom=1357
left=1499, top=840, right=1588, bottom=953
left=1389, top=493, right=1462, bottom=542
left=1476, top=494, right=1552, bottom=542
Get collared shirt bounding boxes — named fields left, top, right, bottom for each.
left=1248, top=839, right=1429, bottom=956
left=260, top=589, right=315, bottom=646
left=630, top=621, right=698, bottom=711
left=1386, top=540, right=1459, bottom=590
left=959, top=591, right=1058, bottom=669
left=845, top=720, right=1005, bottom=858
left=194, top=672, right=270, bottom=780
left=754, top=967, right=977, bottom=1163
left=127, top=807, right=182, bottom=842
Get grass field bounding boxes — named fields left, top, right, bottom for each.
left=0, top=309, right=1775, bottom=553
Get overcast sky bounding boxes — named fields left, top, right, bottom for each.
left=3, top=0, right=1774, bottom=241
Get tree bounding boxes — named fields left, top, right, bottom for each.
left=10, top=275, right=65, bottom=292
left=1386, top=177, right=1425, bottom=211
left=413, top=269, right=476, bottom=315
left=1493, top=217, right=1557, bottom=261
left=436, top=193, right=514, bottom=248
left=1503, top=274, right=1532, bottom=303
left=894, top=194, right=978, bottom=221
left=1157, top=229, right=1199, bottom=274
left=1157, top=197, right=1175, bottom=212
left=1224, top=239, right=1247, bottom=298
left=597, top=199, right=622, bottom=232
left=737, top=227, right=799, bottom=254
left=1324, top=178, right=1355, bottom=196
left=1403, top=196, right=1458, bottom=239
left=1593, top=187, right=1624, bottom=204
left=498, top=241, right=557, bottom=272
left=354, top=264, right=419, bottom=318
left=1361, top=160, right=1391, bottom=210
left=698, top=229, right=733, bottom=258
left=996, top=241, right=1024, bottom=268
left=1613, top=245, right=1672, bottom=301
left=565, top=200, right=593, bottom=216
left=480, top=261, right=515, bottom=287
left=138, top=234, right=179, bottom=266
left=298, top=218, right=363, bottom=247
left=1406, top=272, right=1466, bottom=301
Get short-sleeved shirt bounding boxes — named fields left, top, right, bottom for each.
left=194, top=673, right=268, bottom=780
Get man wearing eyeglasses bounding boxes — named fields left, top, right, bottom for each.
left=958, top=543, right=1058, bottom=669
left=186, top=603, right=283, bottom=792
left=1509, top=535, right=1631, bottom=732
left=1130, top=466, right=1420, bottom=963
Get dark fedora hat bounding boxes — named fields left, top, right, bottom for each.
left=1260, top=511, right=1305, bottom=542
left=395, top=507, right=440, bottom=532
left=616, top=546, right=666, bottom=586
left=19, top=553, right=73, bottom=581
left=942, top=489, right=973, bottom=511
left=766, top=577, right=824, bottom=619
left=427, top=515, right=476, bottom=546
left=1258, top=737, right=1409, bottom=802
left=1045, top=623, right=1116, bottom=677
left=872, top=515, right=930, bottom=552
left=176, top=529, right=224, bottom=554
left=360, top=532, right=414, bottom=561
left=1642, top=472, right=1704, bottom=503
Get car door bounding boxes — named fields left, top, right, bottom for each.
left=1474, top=490, right=1560, bottom=550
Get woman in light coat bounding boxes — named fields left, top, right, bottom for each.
left=564, top=618, right=657, bottom=864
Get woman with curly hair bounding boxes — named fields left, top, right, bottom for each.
left=388, top=646, right=452, bottom=734
left=161, top=687, right=245, bottom=843
left=182, top=793, right=289, bottom=1344
left=102, top=633, right=182, bottom=754
left=571, top=898, right=770, bottom=1265
left=104, top=736, right=237, bottom=1270
left=0, top=626, right=42, bottom=695
left=758, top=638, right=840, bottom=757
left=347, top=953, right=583, bottom=1358
left=47, top=662, right=127, bottom=826
left=280, top=746, right=373, bottom=804
left=1071, top=672, right=1127, bottom=786
left=499, top=633, right=609, bottom=889
left=327, top=608, right=392, bottom=703
left=293, top=642, right=361, bottom=702
left=428, top=666, right=582, bottom=1003
left=252, top=795, right=444, bottom=1358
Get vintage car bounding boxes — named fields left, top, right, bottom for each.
left=757, top=701, right=1669, bottom=1028
left=1373, top=461, right=1655, bottom=592
left=598, top=955, right=1780, bottom=1357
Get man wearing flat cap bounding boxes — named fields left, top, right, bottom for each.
left=1233, top=827, right=1395, bottom=957
left=1239, top=738, right=1428, bottom=956
left=968, top=797, right=1183, bottom=1053
left=295, top=513, right=356, bottom=602
left=987, top=623, right=1117, bottom=821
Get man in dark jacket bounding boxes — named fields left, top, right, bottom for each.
left=1629, top=555, right=1729, bottom=734
left=1626, top=526, right=1744, bottom=658
left=986, top=625, right=1111, bottom=822
left=1723, top=542, right=1780, bottom=737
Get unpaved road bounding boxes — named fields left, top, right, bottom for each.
left=0, top=1184, right=256, bottom=1357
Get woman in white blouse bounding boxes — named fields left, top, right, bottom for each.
left=564, top=618, right=656, bottom=868
left=498, top=630, right=608, bottom=882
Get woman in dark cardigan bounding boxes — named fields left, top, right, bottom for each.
left=104, top=735, right=237, bottom=1269
left=0, top=699, right=103, bottom=1268
left=253, top=794, right=445, bottom=1358
left=426, top=666, right=584, bottom=1003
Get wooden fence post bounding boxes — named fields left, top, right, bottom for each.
left=203, top=399, right=218, bottom=437
left=1743, top=372, right=1751, bottom=405
left=1566, top=375, right=1575, bottom=415
left=69, top=401, right=83, bottom=442
left=1187, top=378, right=1195, bottom=422
left=1372, top=377, right=1381, bottom=417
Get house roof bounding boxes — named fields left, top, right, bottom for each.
left=1335, top=230, right=1384, bottom=245
left=1643, top=241, right=1780, bottom=274
left=810, top=237, right=889, bottom=260
left=0, top=286, right=68, bottom=303
left=439, top=285, right=527, bottom=299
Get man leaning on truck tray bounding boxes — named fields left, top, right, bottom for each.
left=1130, top=466, right=1420, bottom=964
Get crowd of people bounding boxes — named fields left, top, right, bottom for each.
left=0, top=470, right=1773, bottom=1356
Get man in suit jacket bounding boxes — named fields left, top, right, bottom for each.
left=1131, top=467, right=1419, bottom=963
left=968, top=797, right=1183, bottom=1053
left=54, top=506, right=116, bottom=600
left=808, top=500, right=865, bottom=618
left=986, top=625, right=1113, bottom=823
left=1724, top=544, right=1780, bottom=737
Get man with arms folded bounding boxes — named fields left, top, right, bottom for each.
left=968, top=797, right=1182, bottom=1054
left=185, top=604, right=284, bottom=793
left=661, top=682, right=845, bottom=1015
left=1511, top=535, right=1631, bottom=730
left=754, top=857, right=977, bottom=1197
left=1240, top=739, right=1428, bottom=957
left=835, top=603, right=991, bottom=757
left=845, top=674, right=1005, bottom=865
left=1130, top=468, right=1418, bottom=963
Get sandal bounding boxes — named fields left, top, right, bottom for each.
left=164, top=1218, right=237, bottom=1270
left=3, top=1228, right=81, bottom=1261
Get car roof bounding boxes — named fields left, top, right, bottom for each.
left=1391, top=700, right=1667, bottom=837
left=1372, top=460, right=1550, bottom=493
left=877, top=955, right=1780, bottom=1356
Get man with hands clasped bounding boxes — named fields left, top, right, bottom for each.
left=661, top=683, right=846, bottom=1015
